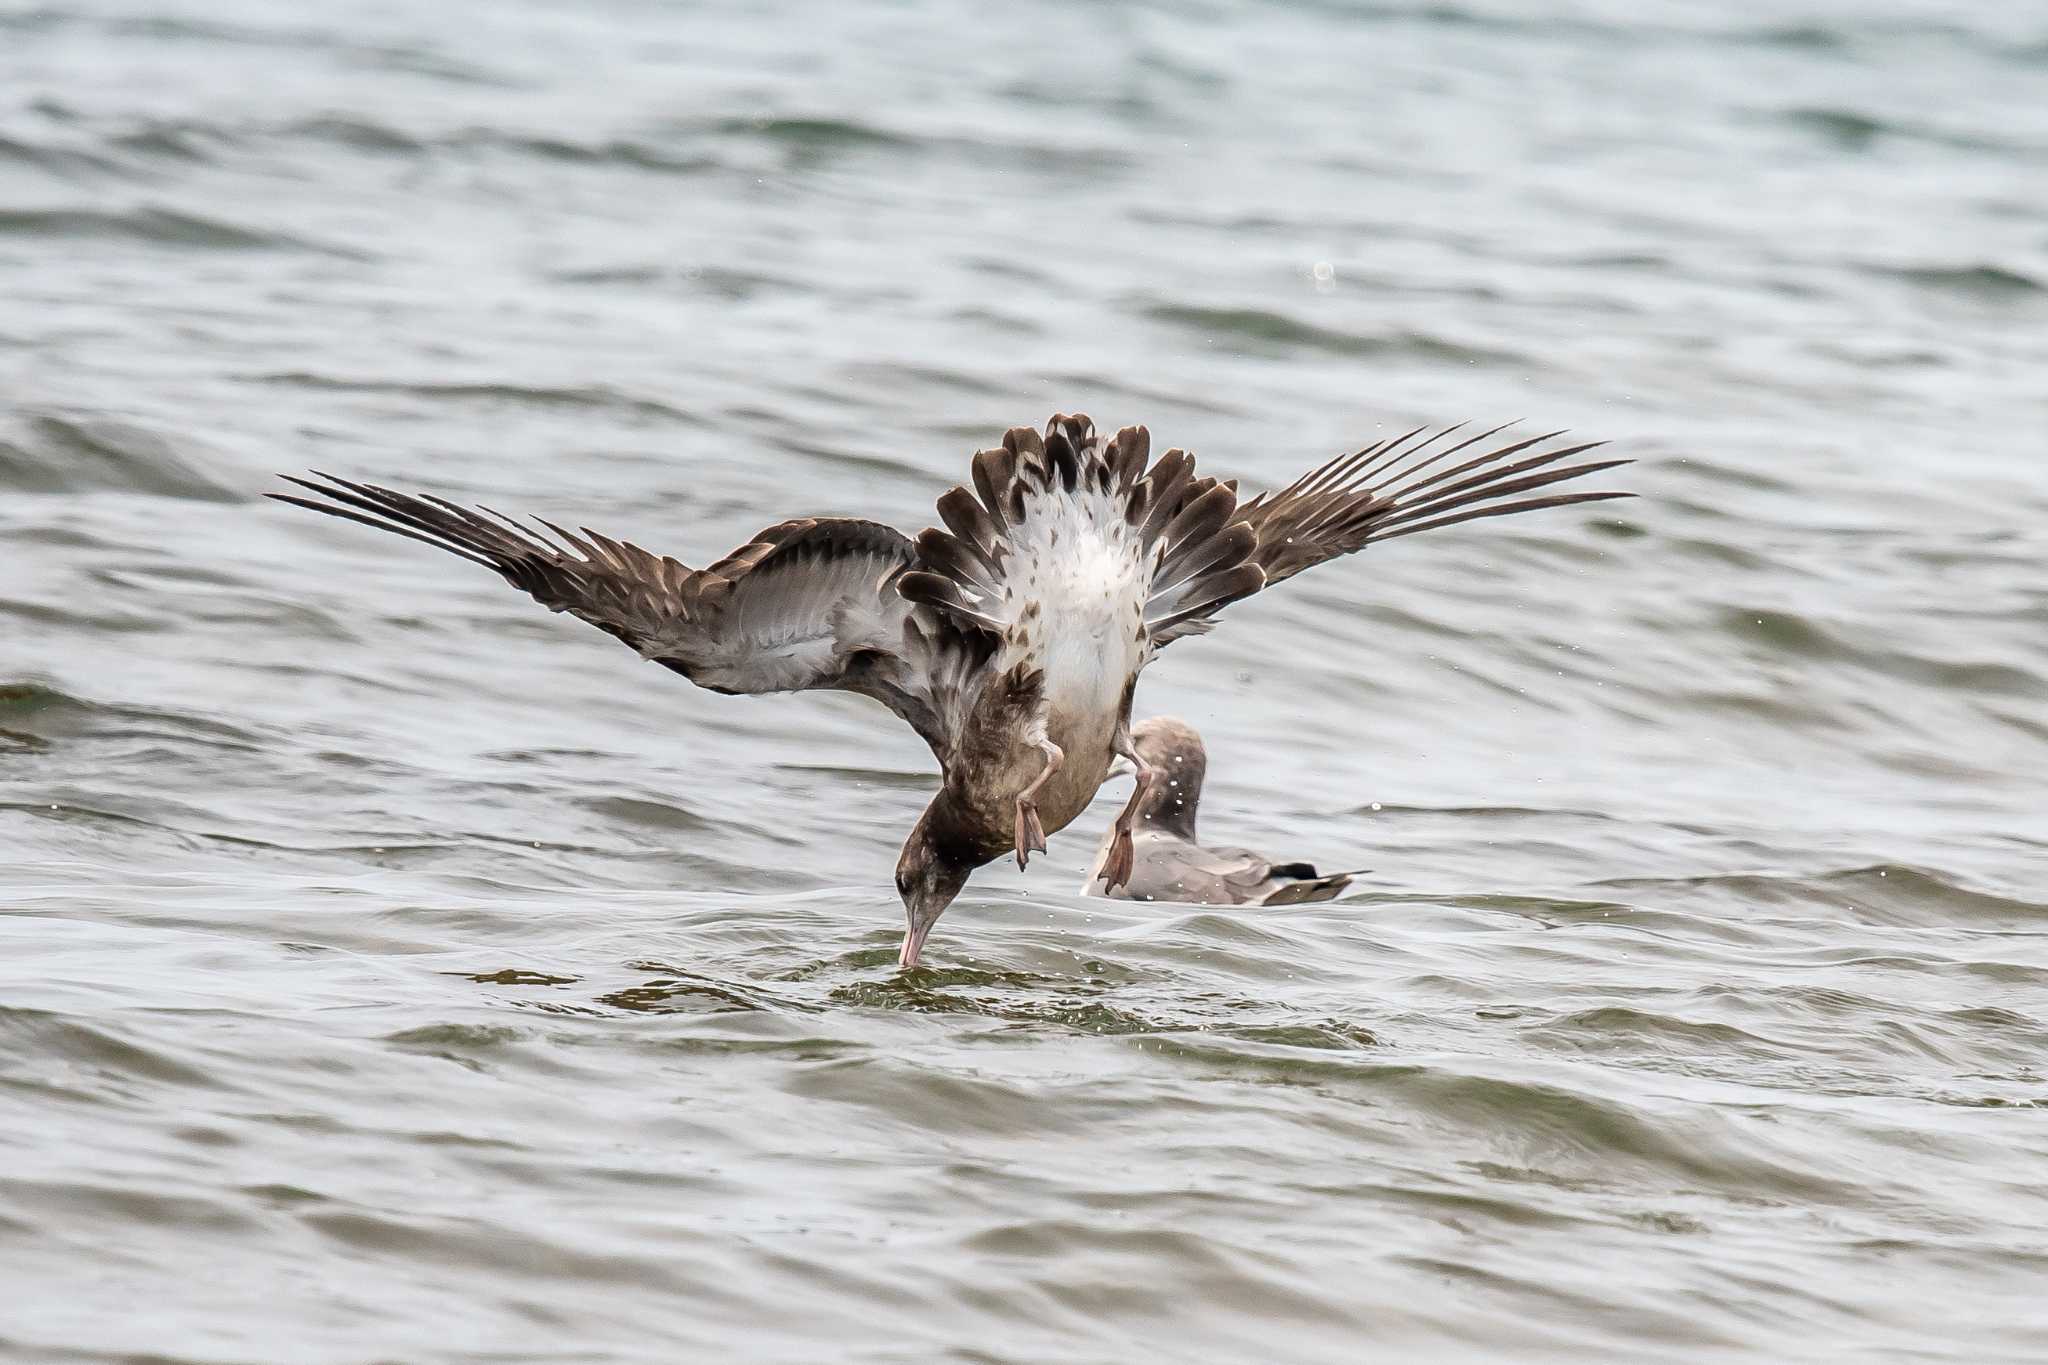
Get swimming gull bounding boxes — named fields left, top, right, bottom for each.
left=272, top=414, right=1628, bottom=966
left=1086, top=717, right=1360, bottom=906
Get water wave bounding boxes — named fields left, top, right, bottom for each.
left=0, top=132, right=126, bottom=179
left=0, top=205, right=365, bottom=258
left=1876, top=263, right=2044, bottom=298
left=1143, top=303, right=1523, bottom=365
left=0, top=414, right=242, bottom=500
left=247, top=373, right=698, bottom=423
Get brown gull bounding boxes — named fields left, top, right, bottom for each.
left=272, top=414, right=1628, bottom=966
left=1086, top=717, right=1361, bottom=907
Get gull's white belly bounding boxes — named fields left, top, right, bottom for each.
left=1023, top=566, right=1148, bottom=830
left=972, top=475, right=1155, bottom=837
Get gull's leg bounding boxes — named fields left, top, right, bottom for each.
left=1100, top=722, right=1158, bottom=892
left=1014, top=736, right=1063, bottom=870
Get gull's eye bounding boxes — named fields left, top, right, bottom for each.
left=895, top=870, right=912, bottom=896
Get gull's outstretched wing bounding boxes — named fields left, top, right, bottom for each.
left=1232, top=422, right=1631, bottom=589
left=1139, top=423, right=1631, bottom=646
left=906, top=415, right=1631, bottom=659
left=270, top=474, right=989, bottom=758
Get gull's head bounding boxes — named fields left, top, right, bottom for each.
left=1109, top=716, right=1210, bottom=782
left=895, top=820, right=973, bottom=970
left=1119, top=716, right=1209, bottom=835
left=1131, top=715, right=1207, bottom=773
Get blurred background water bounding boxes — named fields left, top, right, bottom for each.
left=3, top=0, right=2046, bottom=1359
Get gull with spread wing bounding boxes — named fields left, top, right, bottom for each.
left=274, top=415, right=1629, bottom=966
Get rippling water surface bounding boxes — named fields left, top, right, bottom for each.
left=4, top=0, right=2046, bottom=1359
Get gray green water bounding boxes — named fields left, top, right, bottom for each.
left=3, top=0, right=2046, bottom=1360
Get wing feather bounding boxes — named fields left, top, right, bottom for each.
left=1228, top=424, right=1634, bottom=594
left=270, top=475, right=983, bottom=758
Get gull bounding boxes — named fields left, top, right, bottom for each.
left=1086, top=717, right=1362, bottom=906
left=272, top=414, right=1628, bottom=966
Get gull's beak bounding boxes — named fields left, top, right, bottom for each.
left=898, top=917, right=935, bottom=970
left=897, top=878, right=962, bottom=970
left=896, top=832, right=970, bottom=971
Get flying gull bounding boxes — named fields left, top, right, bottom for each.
left=272, top=415, right=1628, bottom=966
left=1086, top=716, right=1360, bottom=906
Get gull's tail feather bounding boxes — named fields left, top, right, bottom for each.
left=1258, top=869, right=1357, bottom=906
left=910, top=414, right=1265, bottom=648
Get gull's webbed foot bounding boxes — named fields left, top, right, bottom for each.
left=1101, top=747, right=1157, bottom=893
left=1101, top=823, right=1136, bottom=891
left=1012, top=737, right=1063, bottom=871
left=1014, top=799, right=1047, bottom=870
